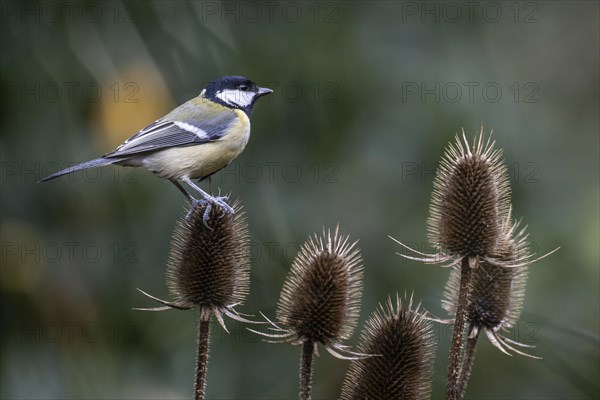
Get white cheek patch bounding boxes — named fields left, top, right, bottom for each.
left=216, top=89, right=254, bottom=108
left=174, top=121, right=209, bottom=140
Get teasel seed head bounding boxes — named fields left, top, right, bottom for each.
left=136, top=200, right=252, bottom=327
left=254, top=227, right=364, bottom=359
left=442, top=215, right=541, bottom=358
left=340, top=294, right=436, bottom=400
left=428, top=128, right=511, bottom=262
left=168, top=200, right=249, bottom=307
left=277, top=227, right=362, bottom=347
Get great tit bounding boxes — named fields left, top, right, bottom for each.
left=41, top=75, right=273, bottom=217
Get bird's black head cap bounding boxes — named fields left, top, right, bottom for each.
left=203, top=75, right=272, bottom=115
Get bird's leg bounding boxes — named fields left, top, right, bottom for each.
left=180, top=177, right=234, bottom=226
left=171, top=180, right=207, bottom=222
left=171, top=180, right=195, bottom=203
left=182, top=177, right=228, bottom=206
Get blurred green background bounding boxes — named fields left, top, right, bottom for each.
left=1, top=1, right=598, bottom=399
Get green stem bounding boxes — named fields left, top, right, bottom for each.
left=195, top=311, right=211, bottom=400
left=300, top=340, right=315, bottom=400
left=446, top=257, right=473, bottom=400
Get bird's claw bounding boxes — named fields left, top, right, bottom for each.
left=185, top=198, right=206, bottom=224
left=202, top=196, right=234, bottom=228
left=210, top=196, right=234, bottom=215
left=185, top=196, right=234, bottom=229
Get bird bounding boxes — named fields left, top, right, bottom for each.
left=40, top=75, right=273, bottom=221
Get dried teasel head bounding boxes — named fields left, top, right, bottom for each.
left=429, top=128, right=511, bottom=261
left=340, top=294, right=436, bottom=400
left=442, top=216, right=543, bottom=358
left=392, top=128, right=512, bottom=269
left=167, top=201, right=249, bottom=308
left=255, top=227, right=364, bottom=359
left=136, top=200, right=252, bottom=328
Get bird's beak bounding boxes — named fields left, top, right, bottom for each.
left=257, top=87, right=274, bottom=97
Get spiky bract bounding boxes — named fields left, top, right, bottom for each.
left=276, top=227, right=363, bottom=347
left=428, top=129, right=511, bottom=259
left=340, top=295, right=436, bottom=400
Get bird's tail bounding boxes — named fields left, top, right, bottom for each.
left=39, top=157, right=120, bottom=182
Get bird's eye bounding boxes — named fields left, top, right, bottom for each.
left=239, top=84, right=249, bottom=92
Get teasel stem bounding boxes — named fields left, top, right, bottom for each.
left=195, top=311, right=211, bottom=400
left=447, top=257, right=474, bottom=400
left=457, top=329, right=480, bottom=397
left=300, top=340, right=315, bottom=400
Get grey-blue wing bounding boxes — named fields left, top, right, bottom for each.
left=104, top=101, right=237, bottom=158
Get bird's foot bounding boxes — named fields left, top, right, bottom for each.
left=185, top=198, right=206, bottom=224
left=209, top=195, right=234, bottom=215
left=185, top=196, right=234, bottom=229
